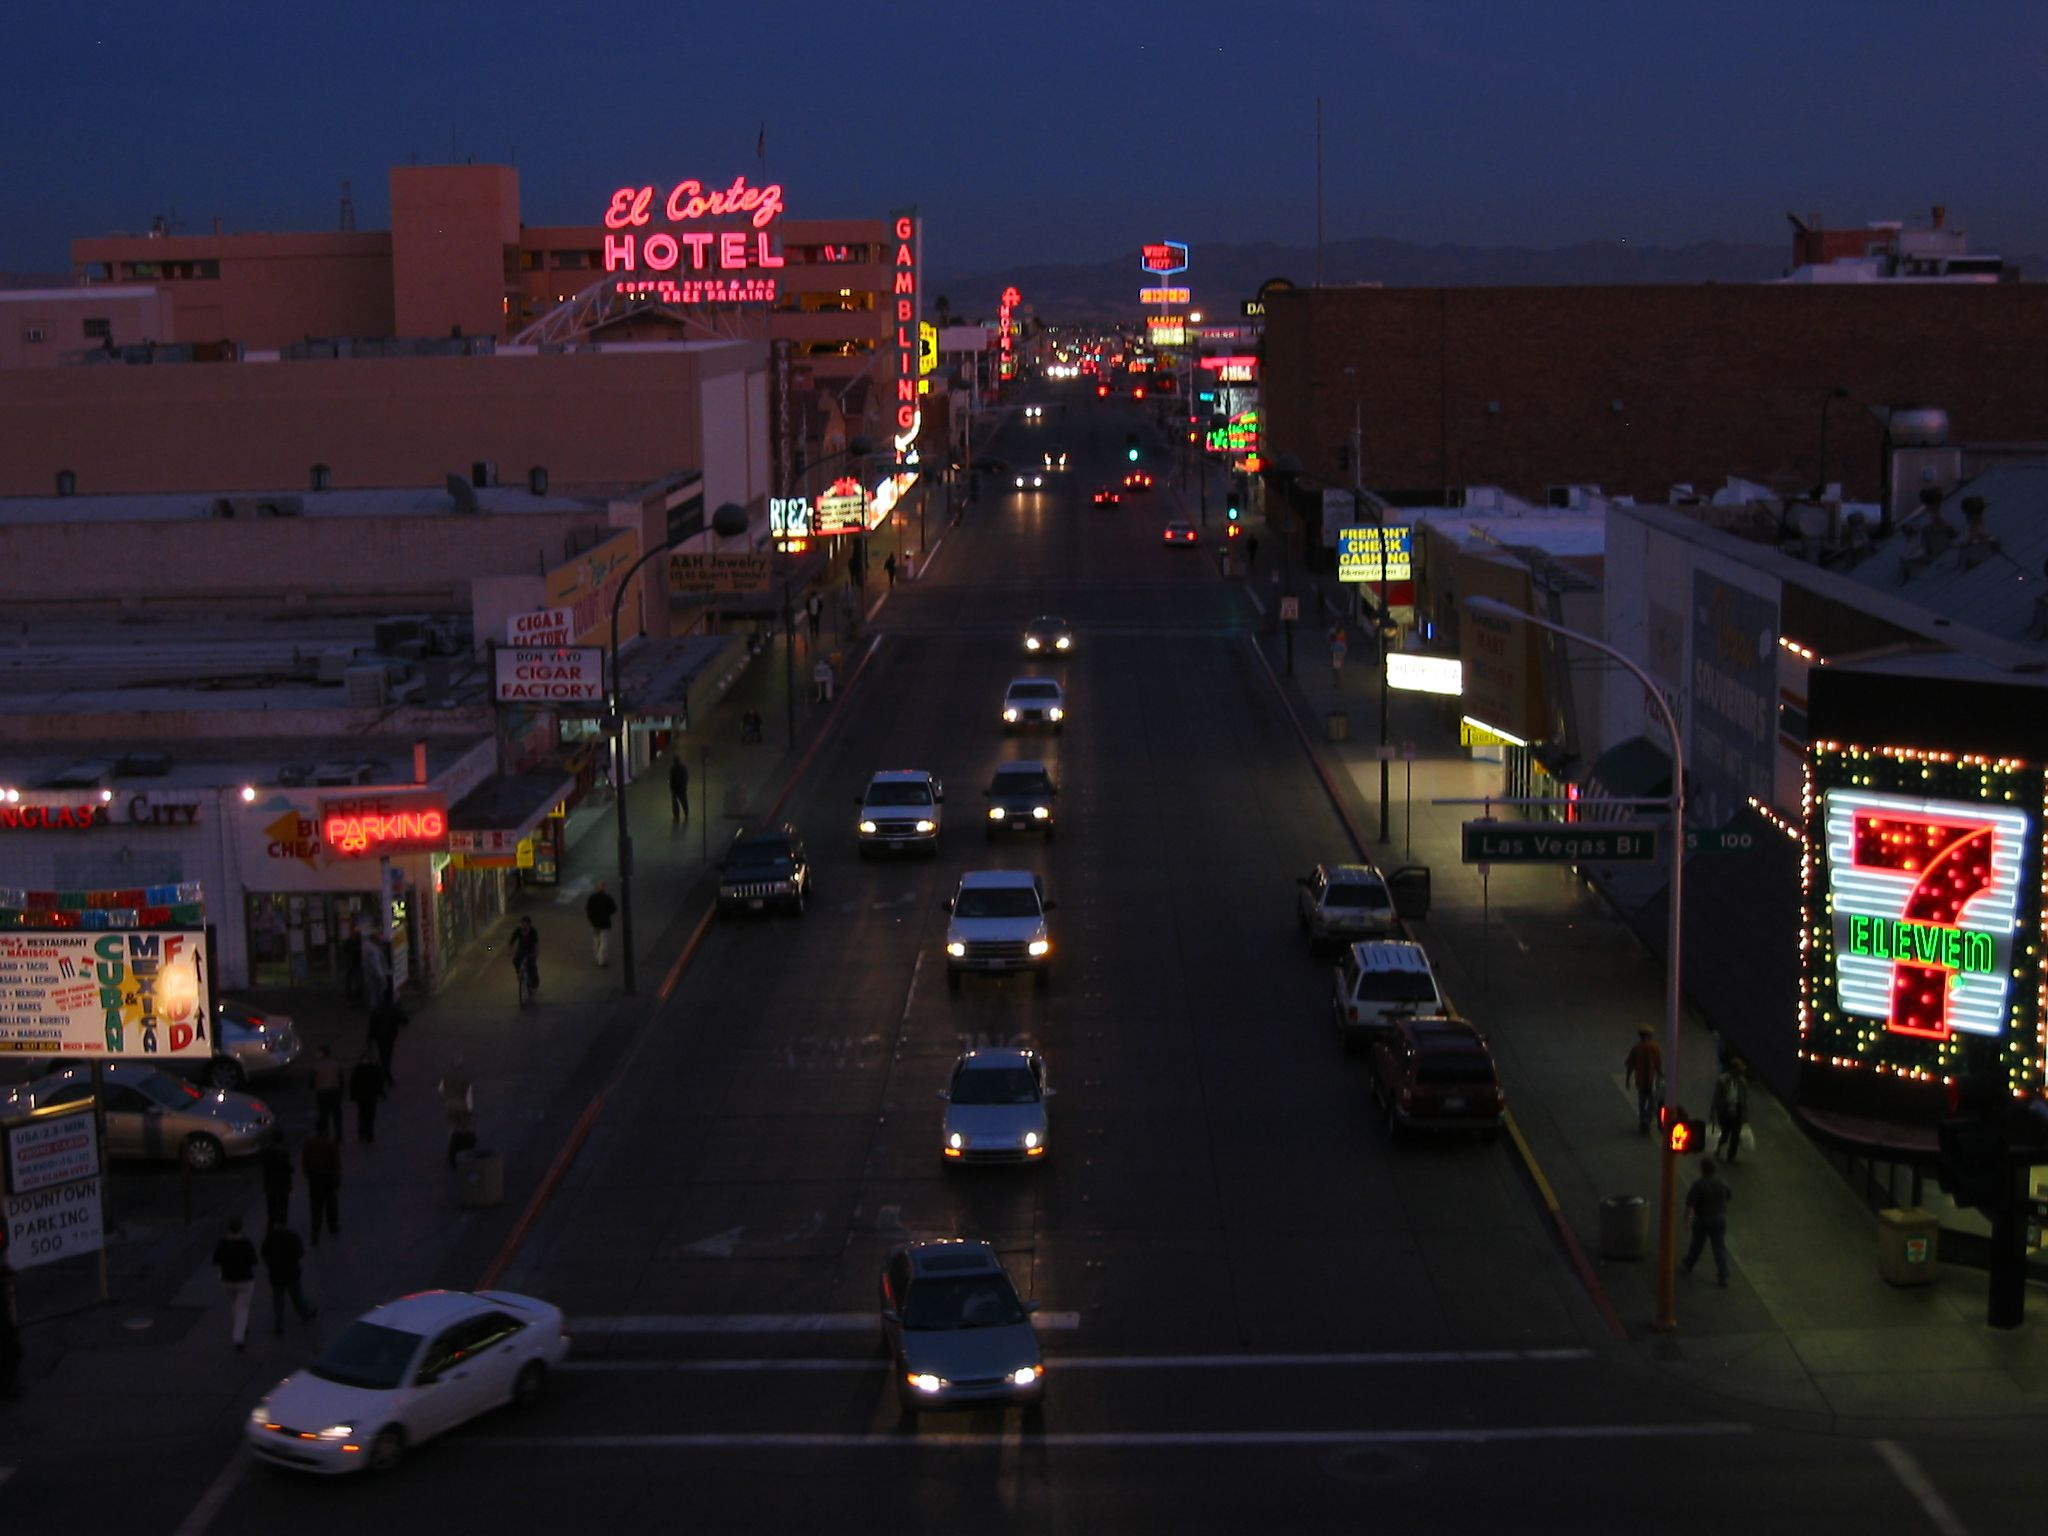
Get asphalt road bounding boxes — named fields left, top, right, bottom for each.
left=133, top=384, right=2046, bottom=1534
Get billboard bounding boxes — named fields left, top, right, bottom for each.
left=1801, top=744, right=2046, bottom=1092
left=493, top=646, right=605, bottom=703
left=1140, top=241, right=1190, bottom=275
left=0, top=930, right=211, bottom=1058
left=667, top=553, right=773, bottom=599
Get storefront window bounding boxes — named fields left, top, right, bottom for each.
left=244, top=891, right=380, bottom=993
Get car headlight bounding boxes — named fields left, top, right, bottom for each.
left=316, top=1423, right=355, bottom=1441
left=1048, top=707, right=1065, bottom=721
left=1031, top=805, right=1050, bottom=820
left=948, top=1132, right=965, bottom=1150
left=1023, top=1131, right=1040, bottom=1150
left=1055, top=637, right=1071, bottom=650
left=1003, top=708, right=1019, bottom=721
left=989, top=806, right=1007, bottom=820
left=946, top=941, right=966, bottom=957
left=859, top=820, right=878, bottom=834
left=1028, top=939, right=1051, bottom=957
left=908, top=1373, right=945, bottom=1394
left=1025, top=637, right=1040, bottom=650
left=1011, top=1365, right=1043, bottom=1386
left=250, top=1403, right=274, bottom=1427
left=914, top=820, right=936, bottom=834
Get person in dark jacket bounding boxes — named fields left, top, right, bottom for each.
left=348, top=1048, right=385, bottom=1143
left=309, top=1043, right=344, bottom=1139
left=213, top=1216, right=260, bottom=1351
left=260, top=1224, right=317, bottom=1333
left=1682, top=1158, right=1735, bottom=1287
left=669, top=756, right=690, bottom=826
left=259, top=1128, right=293, bottom=1231
left=1711, top=1059, right=1750, bottom=1164
left=585, top=880, right=618, bottom=968
left=301, top=1128, right=342, bottom=1244
left=368, top=988, right=406, bottom=1088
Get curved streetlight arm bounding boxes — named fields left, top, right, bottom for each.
left=1464, top=594, right=1687, bottom=1332
left=607, top=539, right=676, bottom=998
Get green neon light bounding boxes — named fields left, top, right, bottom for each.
left=1843, top=913, right=1996, bottom=976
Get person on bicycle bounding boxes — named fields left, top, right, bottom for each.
left=510, top=916, right=540, bottom=1003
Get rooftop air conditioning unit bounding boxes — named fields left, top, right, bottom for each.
left=343, top=664, right=390, bottom=707
left=311, top=761, right=375, bottom=786
left=277, top=765, right=313, bottom=787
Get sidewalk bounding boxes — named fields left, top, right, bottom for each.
left=1241, top=500, right=2048, bottom=1429
left=0, top=606, right=859, bottom=1444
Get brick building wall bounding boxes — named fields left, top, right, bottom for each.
left=1263, top=283, right=2048, bottom=502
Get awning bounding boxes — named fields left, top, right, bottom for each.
left=615, top=632, right=748, bottom=724
left=446, top=771, right=577, bottom=855
left=1583, top=735, right=1672, bottom=806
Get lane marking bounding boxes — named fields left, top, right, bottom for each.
left=475, top=1423, right=1753, bottom=1451
left=902, top=950, right=924, bottom=1019
left=573, top=1312, right=1082, bottom=1335
left=169, top=1456, right=245, bottom=1536
left=1875, top=1439, right=1969, bottom=1536
left=562, top=1347, right=1596, bottom=1374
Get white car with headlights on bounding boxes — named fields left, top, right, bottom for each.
left=246, top=1289, right=568, bottom=1475
left=880, top=1240, right=1044, bottom=1416
left=1002, top=677, right=1065, bottom=734
left=940, top=1048, right=1053, bottom=1166
left=855, top=768, right=943, bottom=858
left=944, top=870, right=1055, bottom=993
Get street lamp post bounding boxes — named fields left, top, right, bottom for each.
left=1464, top=595, right=1687, bottom=1332
left=607, top=538, right=682, bottom=998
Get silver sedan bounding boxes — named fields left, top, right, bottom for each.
left=939, top=1049, right=1052, bottom=1165
left=1, top=1062, right=274, bottom=1171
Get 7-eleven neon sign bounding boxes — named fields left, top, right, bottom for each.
left=1823, top=790, right=2029, bottom=1039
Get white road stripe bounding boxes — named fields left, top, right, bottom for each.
left=1875, top=1439, right=1970, bottom=1536
left=476, top=1423, right=1752, bottom=1451
left=170, top=1456, right=245, bottom=1536
left=563, top=1347, right=1595, bottom=1374
left=572, top=1312, right=1082, bottom=1335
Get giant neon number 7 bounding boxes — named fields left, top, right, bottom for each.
left=1851, top=813, right=1996, bottom=1038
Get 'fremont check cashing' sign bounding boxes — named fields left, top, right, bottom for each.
left=0, top=930, right=212, bottom=1058
left=493, top=646, right=605, bottom=703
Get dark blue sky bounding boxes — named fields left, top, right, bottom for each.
left=9, top=0, right=2045, bottom=278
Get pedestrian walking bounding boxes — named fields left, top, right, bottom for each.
left=360, top=932, right=389, bottom=1008
left=441, top=1058, right=477, bottom=1169
left=883, top=552, right=898, bottom=588
left=670, top=755, right=690, bottom=826
left=806, top=591, right=823, bottom=642
left=367, top=985, right=406, bottom=1088
left=1623, top=1025, right=1663, bottom=1136
left=259, top=1128, right=293, bottom=1231
left=309, top=1043, right=344, bottom=1140
left=301, top=1126, right=342, bottom=1245
left=213, top=1216, right=259, bottom=1352
left=814, top=656, right=834, bottom=703
left=260, top=1224, right=317, bottom=1333
left=1681, top=1157, right=1735, bottom=1287
left=1712, top=1058, right=1750, bottom=1164
left=510, top=916, right=540, bottom=1005
left=1246, top=533, right=1259, bottom=571
left=585, top=880, right=618, bottom=968
left=341, top=931, right=364, bottom=1005
left=348, top=1048, right=384, bottom=1144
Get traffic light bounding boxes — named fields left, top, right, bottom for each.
left=1226, top=522, right=1241, bottom=540
left=1937, top=1116, right=2006, bottom=1210
left=1661, top=1104, right=1706, bottom=1155
left=1126, top=432, right=1140, bottom=463
left=1226, top=484, right=1242, bottom=522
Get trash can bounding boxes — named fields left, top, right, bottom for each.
left=1876, top=1206, right=1940, bottom=1286
left=457, top=1148, right=504, bottom=1210
left=1326, top=710, right=1350, bottom=742
left=1598, top=1194, right=1649, bottom=1260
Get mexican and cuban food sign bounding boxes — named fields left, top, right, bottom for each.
left=0, top=930, right=211, bottom=1058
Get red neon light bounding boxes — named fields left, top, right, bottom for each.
left=1851, top=812, right=1998, bottom=1038
left=605, top=177, right=785, bottom=231
left=1197, top=355, right=1259, bottom=371
left=891, top=213, right=918, bottom=434
left=603, top=231, right=782, bottom=274
left=321, top=810, right=447, bottom=856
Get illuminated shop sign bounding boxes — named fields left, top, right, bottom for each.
left=0, top=797, right=203, bottom=832
left=492, top=646, right=605, bottom=704
left=1140, top=287, right=1191, bottom=305
left=0, top=929, right=211, bottom=1058
left=600, top=175, right=786, bottom=300
left=1207, top=409, right=1259, bottom=455
left=320, top=792, right=450, bottom=858
left=1140, top=240, right=1190, bottom=276
left=1801, top=743, right=2047, bottom=1092
left=815, top=477, right=868, bottom=536
left=1147, top=321, right=1188, bottom=346
left=889, top=209, right=922, bottom=440
left=770, top=496, right=813, bottom=539
left=1199, top=354, right=1258, bottom=384
left=999, top=286, right=1020, bottom=381
left=1337, top=526, right=1413, bottom=584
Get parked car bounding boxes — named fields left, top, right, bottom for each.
left=1022, top=616, right=1073, bottom=656
left=1330, top=940, right=1445, bottom=1055
left=880, top=1240, right=1044, bottom=1415
left=716, top=824, right=812, bottom=917
left=944, top=870, right=1054, bottom=993
left=246, top=1289, right=569, bottom=1475
left=209, top=999, right=303, bottom=1089
left=939, top=1048, right=1052, bottom=1165
left=1297, top=864, right=1399, bottom=954
left=984, top=760, right=1059, bottom=842
left=1001, top=677, right=1065, bottom=734
left=1370, top=1017, right=1505, bottom=1141
left=0, top=1062, right=274, bottom=1171
left=855, top=769, right=943, bottom=858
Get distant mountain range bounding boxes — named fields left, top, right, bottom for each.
left=928, top=236, right=2041, bottom=324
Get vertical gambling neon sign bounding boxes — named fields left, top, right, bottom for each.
left=889, top=209, right=921, bottom=448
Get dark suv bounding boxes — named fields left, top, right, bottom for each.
left=1370, top=1017, right=1504, bottom=1141
left=984, top=760, right=1059, bottom=842
left=716, top=824, right=812, bottom=917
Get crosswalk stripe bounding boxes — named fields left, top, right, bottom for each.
left=475, top=1423, right=1752, bottom=1451
left=562, top=1347, right=1594, bottom=1373
left=571, top=1312, right=1083, bottom=1335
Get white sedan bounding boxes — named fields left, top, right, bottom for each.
left=246, top=1289, right=568, bottom=1475
left=940, top=1048, right=1053, bottom=1165
left=1002, top=677, right=1065, bottom=733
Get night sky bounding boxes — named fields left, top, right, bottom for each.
left=8, top=0, right=2045, bottom=278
